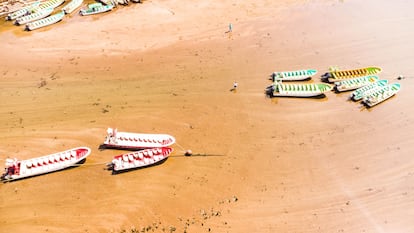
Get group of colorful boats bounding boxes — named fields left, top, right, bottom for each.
left=266, top=66, right=401, bottom=107
left=1, top=128, right=176, bottom=182
left=4, top=0, right=125, bottom=31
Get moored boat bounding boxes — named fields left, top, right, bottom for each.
left=1, top=147, right=91, bottom=181
left=362, top=83, right=401, bottom=107
left=38, top=0, right=66, bottom=10
left=25, top=11, right=64, bottom=31
left=334, top=75, right=379, bottom=92
left=62, top=0, right=84, bottom=14
left=110, top=147, right=173, bottom=172
left=322, top=66, right=382, bottom=83
left=265, top=81, right=332, bottom=97
left=270, top=69, right=317, bottom=81
left=350, top=79, right=388, bottom=101
left=5, top=1, right=40, bottom=21
left=15, top=7, right=53, bottom=25
left=79, top=2, right=113, bottom=16
left=103, top=128, right=176, bottom=150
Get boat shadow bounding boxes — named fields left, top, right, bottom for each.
left=2, top=158, right=87, bottom=183
left=98, top=144, right=143, bottom=152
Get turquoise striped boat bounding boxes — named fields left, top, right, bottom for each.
left=271, top=69, right=317, bottom=81
left=15, top=8, right=53, bottom=25
left=350, top=80, right=388, bottom=101
left=334, top=75, right=379, bottom=92
left=25, top=11, right=65, bottom=31
left=362, top=83, right=401, bottom=107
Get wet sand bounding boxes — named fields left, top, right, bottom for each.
left=1, top=0, right=414, bottom=232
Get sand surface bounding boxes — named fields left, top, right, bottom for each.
left=1, top=0, right=414, bottom=232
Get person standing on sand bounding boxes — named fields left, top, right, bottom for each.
left=229, top=23, right=233, bottom=33
left=231, top=81, right=238, bottom=92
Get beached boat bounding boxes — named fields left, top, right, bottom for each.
left=322, top=66, right=382, bottom=83
left=350, top=80, right=389, bottom=101
left=362, top=83, right=401, bottom=107
left=265, top=82, right=332, bottom=97
left=38, top=0, right=66, bottom=10
left=25, top=11, right=64, bottom=31
left=62, top=0, right=84, bottom=14
left=110, top=147, right=173, bottom=172
left=1, top=147, right=91, bottom=182
left=334, top=75, right=379, bottom=92
left=79, top=2, right=113, bottom=16
left=103, top=128, right=176, bottom=149
left=5, top=2, right=40, bottom=21
left=270, top=69, right=317, bottom=81
left=15, top=7, right=53, bottom=25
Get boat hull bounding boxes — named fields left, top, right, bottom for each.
left=334, top=75, right=379, bottom=92
left=362, top=83, right=401, bottom=107
left=323, top=66, right=382, bottom=83
left=25, top=11, right=65, bottom=31
left=266, top=83, right=332, bottom=98
left=1, top=147, right=91, bottom=181
left=103, top=128, right=176, bottom=150
left=350, top=80, right=389, bottom=101
left=111, top=147, right=173, bottom=172
left=63, top=0, right=84, bottom=14
left=271, top=69, right=317, bottom=81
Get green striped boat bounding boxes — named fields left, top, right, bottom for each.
left=266, top=82, right=332, bottom=97
left=350, top=80, right=388, bottom=101
left=271, top=69, right=317, bottom=81
left=362, top=83, right=401, bottom=107
left=334, top=75, right=378, bottom=92
left=322, top=66, right=382, bottom=83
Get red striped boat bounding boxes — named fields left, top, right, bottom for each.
left=1, top=147, right=91, bottom=182
left=103, top=128, right=175, bottom=150
left=110, top=147, right=173, bottom=172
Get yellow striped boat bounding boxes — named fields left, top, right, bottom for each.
left=322, top=66, right=382, bottom=83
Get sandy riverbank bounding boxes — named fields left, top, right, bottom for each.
left=1, top=0, right=414, bottom=232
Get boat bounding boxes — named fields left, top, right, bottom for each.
left=350, top=80, right=389, bottom=101
left=5, top=1, right=40, bottom=21
left=79, top=2, right=113, bottom=16
left=334, top=75, right=379, bottom=92
left=38, top=0, right=66, bottom=11
left=62, top=0, right=84, bottom=14
left=1, top=147, right=91, bottom=182
left=270, top=69, right=317, bottom=81
left=103, top=128, right=176, bottom=149
left=25, top=11, right=64, bottom=31
left=362, top=83, right=401, bottom=107
left=265, top=81, right=332, bottom=97
left=322, top=66, right=382, bottom=83
left=110, top=147, right=173, bottom=172
left=15, top=7, right=53, bottom=25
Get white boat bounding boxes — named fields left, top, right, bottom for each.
left=270, top=69, right=317, bottom=81
left=1, top=147, right=91, bottom=181
left=334, top=75, right=379, bottom=92
left=15, top=8, right=53, bottom=25
left=103, top=128, right=176, bottom=149
left=62, top=0, right=84, bottom=14
left=5, top=2, right=40, bottom=21
left=79, top=2, right=113, bottom=16
left=25, top=11, right=64, bottom=31
left=110, top=147, right=173, bottom=172
left=265, top=81, right=332, bottom=97
left=350, top=79, right=388, bottom=101
left=38, top=0, right=66, bottom=10
left=362, top=83, right=401, bottom=107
